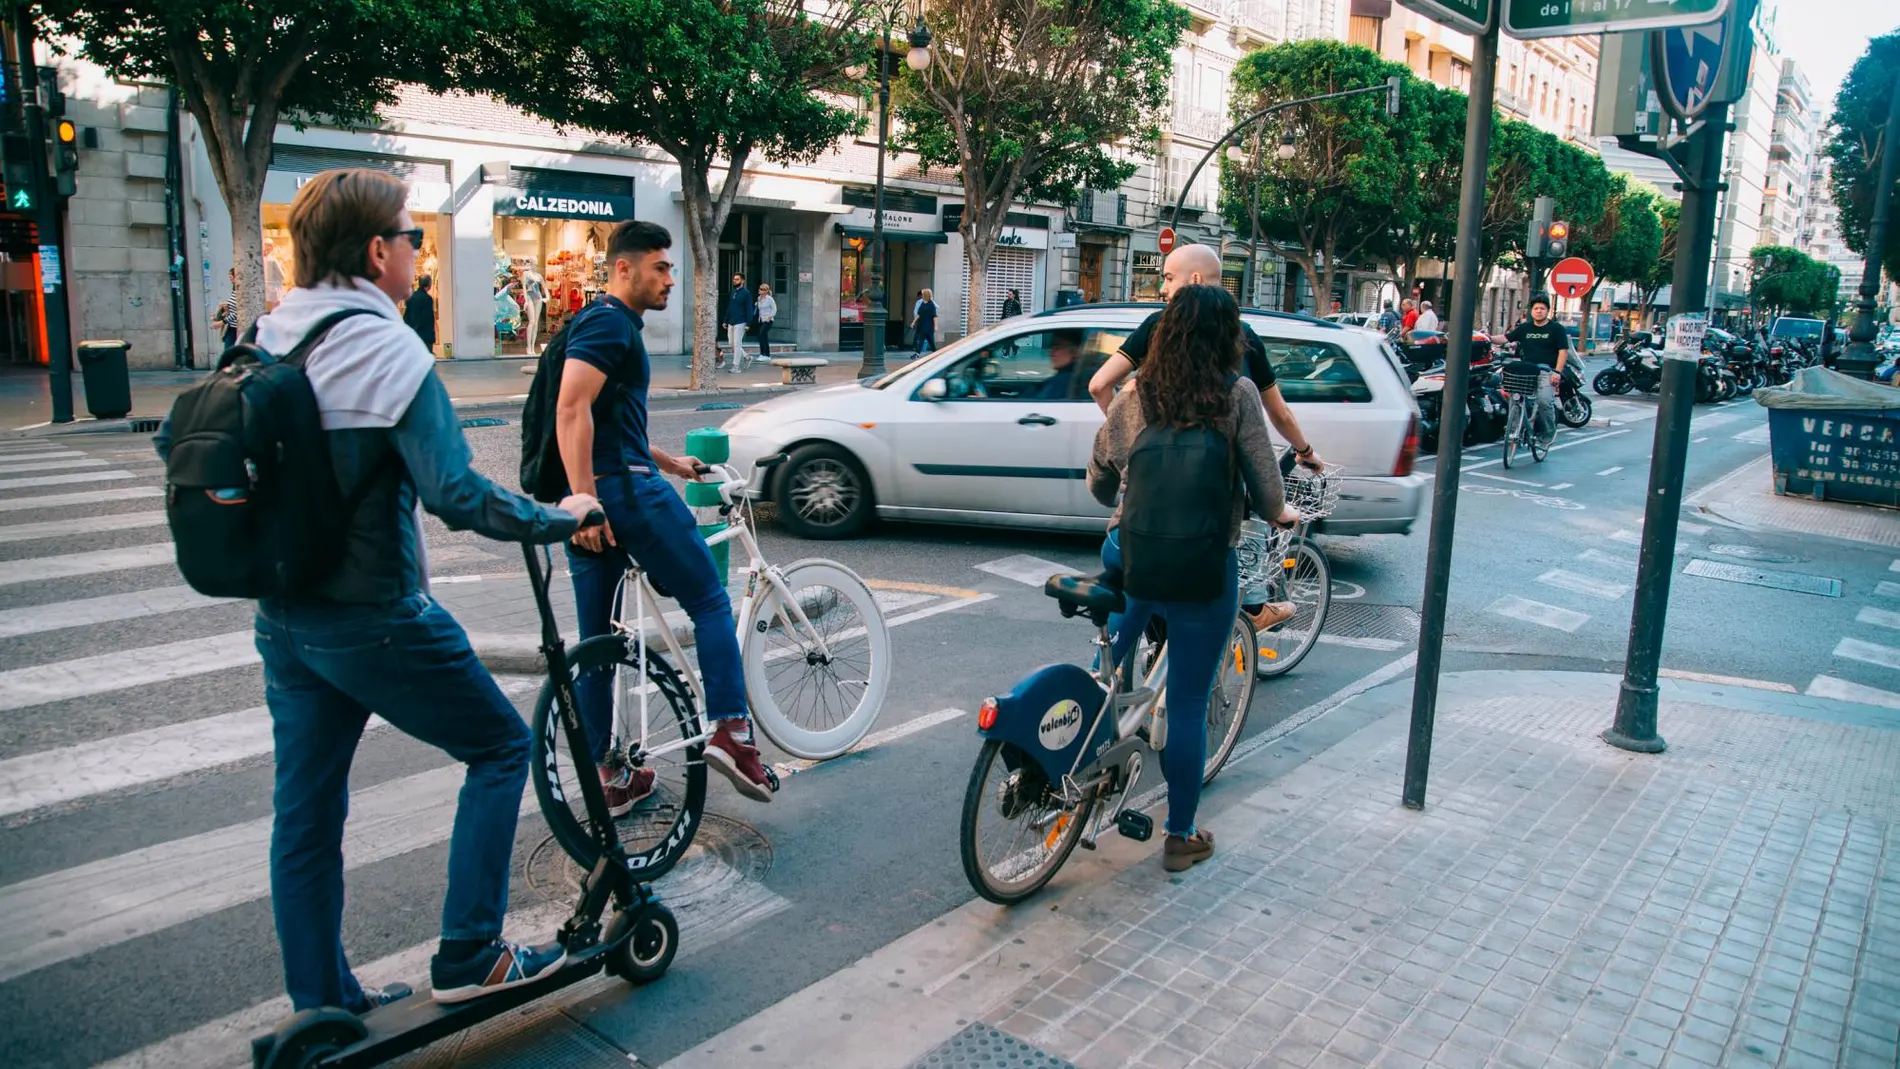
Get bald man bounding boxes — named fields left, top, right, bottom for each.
left=1089, top=244, right=1324, bottom=471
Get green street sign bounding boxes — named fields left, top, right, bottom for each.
left=1398, top=0, right=1495, bottom=37
left=10, top=187, right=33, bottom=211
left=1505, top=0, right=1728, bottom=40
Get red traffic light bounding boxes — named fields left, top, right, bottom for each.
left=1547, top=221, right=1569, bottom=240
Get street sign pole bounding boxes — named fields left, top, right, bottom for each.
left=1402, top=12, right=1499, bottom=812
left=6, top=11, right=73, bottom=423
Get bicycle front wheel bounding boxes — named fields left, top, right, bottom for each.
left=530, top=635, right=707, bottom=881
left=1255, top=538, right=1331, bottom=678
left=1205, top=612, right=1257, bottom=784
left=743, top=558, right=892, bottom=760
left=960, top=739, right=1092, bottom=905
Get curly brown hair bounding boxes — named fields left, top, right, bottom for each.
left=1137, top=284, right=1243, bottom=432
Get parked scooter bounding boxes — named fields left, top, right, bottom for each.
left=1413, top=348, right=1508, bottom=453
left=1594, top=332, right=1665, bottom=396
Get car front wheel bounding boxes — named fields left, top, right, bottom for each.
left=774, top=444, right=873, bottom=539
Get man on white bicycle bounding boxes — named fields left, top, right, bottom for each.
left=554, top=221, right=776, bottom=812
left=1504, top=293, right=1571, bottom=443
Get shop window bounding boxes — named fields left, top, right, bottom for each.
left=929, top=327, right=1130, bottom=402
left=260, top=203, right=441, bottom=311
left=1253, top=334, right=1372, bottom=403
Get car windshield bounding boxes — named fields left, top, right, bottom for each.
left=1771, top=318, right=1825, bottom=339
left=866, top=319, right=1016, bottom=389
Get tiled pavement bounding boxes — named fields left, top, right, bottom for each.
left=666, top=670, right=1900, bottom=1069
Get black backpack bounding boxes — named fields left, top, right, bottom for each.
left=163, top=309, right=379, bottom=599
left=1118, top=422, right=1237, bottom=602
left=519, top=315, right=583, bottom=503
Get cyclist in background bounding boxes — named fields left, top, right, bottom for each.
left=1504, top=293, right=1572, bottom=443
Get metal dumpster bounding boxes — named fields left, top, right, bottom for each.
left=1757, top=367, right=1900, bottom=507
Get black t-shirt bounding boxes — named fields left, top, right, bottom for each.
left=1507, top=319, right=1570, bottom=367
left=1119, top=310, right=1278, bottom=391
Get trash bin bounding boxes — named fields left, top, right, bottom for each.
left=1756, top=366, right=1900, bottom=506
left=76, top=340, right=132, bottom=420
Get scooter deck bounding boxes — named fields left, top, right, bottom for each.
left=255, top=941, right=618, bottom=1069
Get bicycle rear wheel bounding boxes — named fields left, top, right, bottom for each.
left=1255, top=538, right=1330, bottom=678
left=743, top=558, right=892, bottom=760
left=960, top=739, right=1092, bottom=905
left=1205, top=613, right=1256, bottom=784
left=530, top=635, right=706, bottom=881
left=1531, top=422, right=1551, bottom=462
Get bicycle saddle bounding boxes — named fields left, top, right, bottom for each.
left=1044, top=572, right=1126, bottom=616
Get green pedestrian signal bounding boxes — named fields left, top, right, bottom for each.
left=10, top=187, right=33, bottom=211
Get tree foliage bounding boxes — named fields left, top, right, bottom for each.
left=37, top=0, right=504, bottom=330
left=1481, top=117, right=1614, bottom=278
left=1748, top=244, right=1842, bottom=317
left=894, top=0, right=1186, bottom=333
left=1366, top=78, right=1466, bottom=297
left=1220, top=41, right=1422, bottom=314
left=1636, top=196, right=1679, bottom=321
left=1571, top=174, right=1664, bottom=306
left=1824, top=31, right=1900, bottom=286
left=463, top=0, right=864, bottom=385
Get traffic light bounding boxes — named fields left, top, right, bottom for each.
left=1545, top=220, right=1570, bottom=260
left=52, top=119, right=77, bottom=198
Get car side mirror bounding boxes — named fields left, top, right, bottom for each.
left=918, top=379, right=947, bottom=401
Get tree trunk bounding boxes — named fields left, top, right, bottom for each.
left=963, top=221, right=993, bottom=336
left=675, top=155, right=749, bottom=390
left=226, top=174, right=268, bottom=338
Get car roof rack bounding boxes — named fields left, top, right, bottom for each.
left=1033, top=301, right=1342, bottom=330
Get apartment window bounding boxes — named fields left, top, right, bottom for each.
left=1348, top=14, right=1383, bottom=50
left=1450, top=58, right=1471, bottom=92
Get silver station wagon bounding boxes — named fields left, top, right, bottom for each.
left=720, top=303, right=1426, bottom=540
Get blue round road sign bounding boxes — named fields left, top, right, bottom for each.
left=1654, top=18, right=1728, bottom=121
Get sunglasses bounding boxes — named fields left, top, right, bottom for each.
left=382, top=228, right=425, bottom=250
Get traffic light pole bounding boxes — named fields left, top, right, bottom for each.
left=7, top=9, right=73, bottom=422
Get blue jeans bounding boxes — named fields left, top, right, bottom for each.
left=254, top=593, right=530, bottom=1012
left=568, top=471, right=745, bottom=763
left=1101, top=530, right=1240, bottom=838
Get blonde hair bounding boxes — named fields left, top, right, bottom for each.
left=286, top=169, right=407, bottom=287
left=758, top=283, right=772, bottom=295
left=920, top=287, right=934, bottom=301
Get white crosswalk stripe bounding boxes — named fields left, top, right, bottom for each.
left=1486, top=594, right=1590, bottom=632
left=0, top=583, right=229, bottom=639
left=0, top=630, right=257, bottom=712
left=0, top=456, right=108, bottom=475
left=0, top=468, right=136, bottom=490
left=0, top=540, right=176, bottom=586
left=0, top=484, right=164, bottom=512
left=0, top=509, right=167, bottom=543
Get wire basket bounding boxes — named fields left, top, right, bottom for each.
left=1500, top=363, right=1544, bottom=396
left=1237, top=519, right=1294, bottom=598
left=1283, top=461, right=1343, bottom=520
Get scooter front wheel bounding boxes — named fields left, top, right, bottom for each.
left=257, top=1008, right=366, bottom=1069
left=605, top=901, right=679, bottom=985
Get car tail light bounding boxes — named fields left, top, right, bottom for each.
left=977, top=697, right=999, bottom=730
left=1394, top=412, right=1418, bottom=477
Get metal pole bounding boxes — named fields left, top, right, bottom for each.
left=857, top=19, right=893, bottom=378
left=8, top=10, right=72, bottom=422
left=1836, top=70, right=1900, bottom=380
left=1243, top=131, right=1261, bottom=305
left=1605, top=106, right=1729, bottom=752
left=1401, top=20, right=1497, bottom=811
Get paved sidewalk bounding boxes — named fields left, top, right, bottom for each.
left=1690, top=454, right=1900, bottom=550
left=0, top=349, right=869, bottom=433
left=663, top=669, right=1900, bottom=1069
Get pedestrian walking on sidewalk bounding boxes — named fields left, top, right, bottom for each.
left=1415, top=300, right=1439, bottom=333
left=159, top=168, right=601, bottom=1011
left=402, top=274, right=437, bottom=352
left=910, top=288, right=938, bottom=353
left=213, top=268, right=240, bottom=349
left=722, top=273, right=755, bottom=370
left=1087, top=284, right=1296, bottom=873
left=1002, top=288, right=1023, bottom=319
left=554, top=222, right=778, bottom=813
left=755, top=283, right=777, bottom=359
left=1401, top=298, right=1419, bottom=335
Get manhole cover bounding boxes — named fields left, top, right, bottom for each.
left=1325, top=603, right=1421, bottom=642
left=1706, top=544, right=1801, bottom=564
left=907, top=1023, right=1078, bottom=1068
left=1683, top=558, right=1842, bottom=598
left=524, top=812, right=772, bottom=907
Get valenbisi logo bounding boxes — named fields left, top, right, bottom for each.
left=1039, top=699, right=1083, bottom=750
left=515, top=194, right=617, bottom=217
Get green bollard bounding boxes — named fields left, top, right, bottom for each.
left=682, top=427, right=730, bottom=580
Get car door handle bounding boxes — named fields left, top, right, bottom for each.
left=1018, top=414, right=1058, bottom=426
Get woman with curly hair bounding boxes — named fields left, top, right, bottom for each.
left=1087, top=283, right=1298, bottom=873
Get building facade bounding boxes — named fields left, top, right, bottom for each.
left=1710, top=6, right=1783, bottom=319
left=1759, top=58, right=1813, bottom=250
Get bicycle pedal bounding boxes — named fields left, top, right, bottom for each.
left=763, top=766, right=781, bottom=793
left=1116, top=809, right=1154, bottom=842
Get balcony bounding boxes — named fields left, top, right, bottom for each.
left=1229, top=0, right=1284, bottom=48
left=1180, top=0, right=1222, bottom=31
left=1170, top=104, right=1228, bottom=145
left=1497, top=87, right=1532, bottom=118
left=1074, top=190, right=1128, bottom=229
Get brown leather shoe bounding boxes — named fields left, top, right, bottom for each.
left=1247, top=602, right=1298, bottom=631
left=1163, top=828, right=1215, bottom=872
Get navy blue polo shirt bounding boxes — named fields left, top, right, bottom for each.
left=564, top=295, right=655, bottom=477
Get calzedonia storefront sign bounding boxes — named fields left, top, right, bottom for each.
left=494, top=187, right=635, bottom=221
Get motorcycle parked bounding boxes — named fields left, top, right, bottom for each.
left=1594, top=332, right=1665, bottom=396
left=1495, top=339, right=1592, bottom=429
left=1412, top=349, right=1509, bottom=453
left=1695, top=347, right=1737, bottom=403
left=1707, top=329, right=1760, bottom=395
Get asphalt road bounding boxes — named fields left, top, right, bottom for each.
left=0, top=383, right=1892, bottom=1068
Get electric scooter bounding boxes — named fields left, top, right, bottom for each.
left=250, top=516, right=679, bottom=1069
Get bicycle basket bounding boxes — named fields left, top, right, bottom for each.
left=1500, top=363, right=1543, bottom=396
left=1237, top=519, right=1293, bottom=595
left=1283, top=462, right=1342, bottom=520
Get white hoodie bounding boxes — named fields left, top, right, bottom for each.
left=254, top=278, right=435, bottom=431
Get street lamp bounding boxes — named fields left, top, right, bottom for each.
left=1837, top=69, right=1900, bottom=380
left=858, top=7, right=931, bottom=378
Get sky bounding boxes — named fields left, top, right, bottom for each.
left=1765, top=0, right=1897, bottom=115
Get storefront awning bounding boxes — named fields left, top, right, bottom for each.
left=836, top=224, right=948, bottom=245
left=671, top=192, right=850, bottom=214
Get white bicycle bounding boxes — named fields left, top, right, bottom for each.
left=528, top=455, right=892, bottom=878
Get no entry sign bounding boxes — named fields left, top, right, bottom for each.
left=1158, top=227, right=1176, bottom=255
left=1549, top=257, right=1596, bottom=300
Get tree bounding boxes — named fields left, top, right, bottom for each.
left=464, top=0, right=863, bottom=387
left=38, top=1, right=504, bottom=328
left=1748, top=245, right=1841, bottom=317
left=1824, top=31, right=1900, bottom=286
left=1367, top=79, right=1466, bottom=303
left=1480, top=119, right=1614, bottom=284
left=1220, top=41, right=1422, bottom=315
left=1572, top=175, right=1664, bottom=308
left=1636, top=197, right=1679, bottom=324
left=895, top=0, right=1186, bottom=333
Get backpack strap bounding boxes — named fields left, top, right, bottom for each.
left=282, top=308, right=384, bottom=367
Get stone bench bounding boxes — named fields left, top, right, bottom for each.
left=771, top=357, right=828, bottom=385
